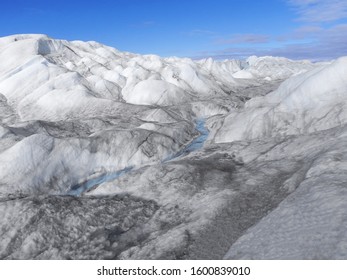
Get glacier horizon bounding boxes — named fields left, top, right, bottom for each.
left=0, top=34, right=346, bottom=260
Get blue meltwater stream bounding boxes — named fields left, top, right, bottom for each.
left=67, top=118, right=209, bottom=196
left=163, top=118, right=209, bottom=161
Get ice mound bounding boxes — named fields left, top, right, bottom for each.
left=123, top=79, right=191, bottom=106
left=214, top=57, right=347, bottom=143
left=2, top=34, right=345, bottom=260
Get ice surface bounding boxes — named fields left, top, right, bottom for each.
left=213, top=57, right=347, bottom=143
left=0, top=34, right=346, bottom=259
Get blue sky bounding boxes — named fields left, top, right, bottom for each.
left=1, top=0, right=347, bottom=60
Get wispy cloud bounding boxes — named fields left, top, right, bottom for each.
left=194, top=24, right=347, bottom=61
left=193, top=47, right=260, bottom=60
left=191, top=1, right=347, bottom=61
left=287, top=0, right=347, bottom=22
left=292, top=25, right=323, bottom=38
left=130, top=21, right=156, bottom=28
left=183, top=29, right=217, bottom=38
left=216, top=34, right=270, bottom=45
left=276, top=25, right=323, bottom=41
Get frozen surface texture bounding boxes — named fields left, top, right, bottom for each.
left=0, top=34, right=346, bottom=259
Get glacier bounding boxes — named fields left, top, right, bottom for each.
left=0, top=34, right=346, bottom=259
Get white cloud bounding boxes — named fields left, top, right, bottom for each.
left=194, top=24, right=347, bottom=61
left=216, top=34, right=270, bottom=45
left=294, top=25, right=323, bottom=35
left=184, top=29, right=216, bottom=37
left=191, top=1, right=347, bottom=61
left=287, top=0, right=347, bottom=22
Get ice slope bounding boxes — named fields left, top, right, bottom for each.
left=3, top=121, right=347, bottom=259
left=0, top=34, right=314, bottom=116
left=88, top=122, right=347, bottom=259
left=2, top=34, right=345, bottom=260
left=242, top=55, right=314, bottom=80
left=0, top=124, right=192, bottom=196
left=0, top=34, right=313, bottom=196
left=224, top=126, right=347, bottom=259
left=213, top=57, right=347, bottom=143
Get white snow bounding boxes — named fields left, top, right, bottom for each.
left=123, top=79, right=191, bottom=106
left=213, top=56, right=347, bottom=143
left=1, top=34, right=346, bottom=260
